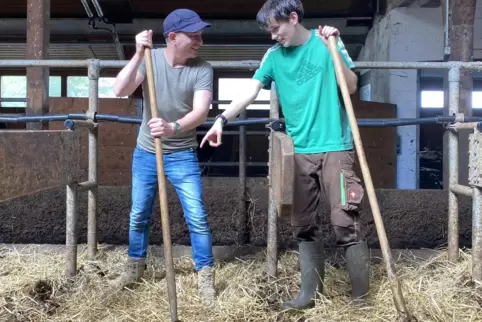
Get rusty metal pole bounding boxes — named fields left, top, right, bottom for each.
left=472, top=189, right=482, bottom=282
left=66, top=183, right=78, bottom=277
left=87, top=59, right=100, bottom=260
left=237, top=111, right=248, bottom=244
left=25, top=0, right=50, bottom=130
left=327, top=36, right=412, bottom=320
left=470, top=133, right=482, bottom=282
left=267, top=82, right=279, bottom=277
left=448, top=66, right=461, bottom=263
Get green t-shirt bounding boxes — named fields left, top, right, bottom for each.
left=253, top=29, right=356, bottom=154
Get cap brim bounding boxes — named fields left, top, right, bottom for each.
left=180, top=21, right=211, bottom=33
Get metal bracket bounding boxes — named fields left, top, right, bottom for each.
left=85, top=111, right=97, bottom=121
left=454, top=113, right=465, bottom=123
left=446, top=113, right=466, bottom=132
left=87, top=59, right=101, bottom=80
left=469, top=131, right=482, bottom=187
left=266, top=120, right=285, bottom=132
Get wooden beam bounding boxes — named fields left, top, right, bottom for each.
left=26, top=0, right=50, bottom=130
left=420, top=0, right=441, bottom=8
left=386, top=0, right=417, bottom=12
left=0, top=33, right=369, bottom=46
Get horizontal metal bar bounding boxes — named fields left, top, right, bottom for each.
left=199, top=162, right=267, bottom=167
left=99, top=60, right=262, bottom=69
left=0, top=113, right=87, bottom=123
left=354, top=61, right=482, bottom=70
left=4, top=114, right=482, bottom=128
left=196, top=130, right=268, bottom=135
left=0, top=113, right=274, bottom=127
left=0, top=60, right=89, bottom=68
left=95, top=114, right=142, bottom=124
left=64, top=119, right=97, bottom=131
left=357, top=116, right=482, bottom=127
left=0, top=113, right=24, bottom=117
left=0, top=98, right=27, bottom=102
left=77, top=181, right=97, bottom=192
left=450, top=122, right=482, bottom=131
left=0, top=59, right=482, bottom=71
left=450, top=184, right=473, bottom=197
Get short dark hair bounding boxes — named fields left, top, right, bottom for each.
left=256, top=0, right=304, bottom=30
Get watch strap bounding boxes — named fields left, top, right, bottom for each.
left=215, top=114, right=228, bottom=126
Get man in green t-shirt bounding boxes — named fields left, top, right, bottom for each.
left=201, top=0, right=369, bottom=310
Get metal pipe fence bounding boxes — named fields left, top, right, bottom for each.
left=1, top=58, right=482, bottom=283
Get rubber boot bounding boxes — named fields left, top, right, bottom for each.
left=282, top=241, right=325, bottom=310
left=345, top=241, right=370, bottom=301
left=108, top=257, right=146, bottom=289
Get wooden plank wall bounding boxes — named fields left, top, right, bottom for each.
left=45, top=96, right=397, bottom=188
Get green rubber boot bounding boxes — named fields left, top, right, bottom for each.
left=345, top=241, right=370, bottom=301
left=282, top=241, right=325, bottom=310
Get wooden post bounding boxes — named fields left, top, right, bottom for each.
left=26, top=0, right=50, bottom=130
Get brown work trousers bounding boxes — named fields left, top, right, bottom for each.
left=292, top=149, right=365, bottom=247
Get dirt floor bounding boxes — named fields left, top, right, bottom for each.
left=1, top=244, right=481, bottom=322
left=0, top=181, right=475, bottom=250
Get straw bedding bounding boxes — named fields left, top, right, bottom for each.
left=1, top=244, right=481, bottom=322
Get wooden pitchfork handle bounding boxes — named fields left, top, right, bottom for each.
left=326, top=36, right=412, bottom=321
left=144, top=47, right=179, bottom=322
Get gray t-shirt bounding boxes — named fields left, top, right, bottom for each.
left=137, top=48, right=213, bottom=153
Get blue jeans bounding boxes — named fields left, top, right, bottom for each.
left=128, top=145, right=214, bottom=271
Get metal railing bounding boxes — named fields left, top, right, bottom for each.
left=2, top=58, right=482, bottom=283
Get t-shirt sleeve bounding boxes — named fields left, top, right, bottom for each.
left=336, top=37, right=355, bottom=70
left=252, top=48, right=276, bottom=90
left=195, top=62, right=213, bottom=92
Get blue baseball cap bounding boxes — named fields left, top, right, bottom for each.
left=163, top=9, right=211, bottom=37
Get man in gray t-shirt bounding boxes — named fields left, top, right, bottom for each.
left=109, top=9, right=216, bottom=302
left=137, top=47, right=213, bottom=153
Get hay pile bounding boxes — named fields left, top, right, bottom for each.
left=1, top=244, right=481, bottom=322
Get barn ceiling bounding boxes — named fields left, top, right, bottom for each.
left=0, top=0, right=376, bottom=62
left=0, top=0, right=376, bottom=19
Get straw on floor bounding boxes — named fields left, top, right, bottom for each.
left=1, top=244, right=481, bottom=322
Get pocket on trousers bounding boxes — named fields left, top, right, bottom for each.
left=339, top=168, right=364, bottom=211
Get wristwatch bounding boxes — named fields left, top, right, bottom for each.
left=215, top=114, right=228, bottom=126
left=171, top=121, right=181, bottom=134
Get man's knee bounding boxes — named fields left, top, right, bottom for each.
left=129, top=207, right=152, bottom=232
left=292, top=225, right=320, bottom=241
left=184, top=208, right=211, bottom=234
left=291, top=210, right=320, bottom=241
left=332, top=211, right=364, bottom=247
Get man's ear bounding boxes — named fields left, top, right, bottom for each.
left=168, top=32, right=176, bottom=42
left=289, top=12, right=299, bottom=25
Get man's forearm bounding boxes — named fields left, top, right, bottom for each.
left=113, top=52, right=144, bottom=97
left=176, top=109, right=208, bottom=132
left=220, top=92, right=258, bottom=121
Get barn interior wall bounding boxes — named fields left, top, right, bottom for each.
left=357, top=3, right=482, bottom=190
left=0, top=182, right=474, bottom=250
left=2, top=1, right=481, bottom=250
left=28, top=96, right=397, bottom=189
